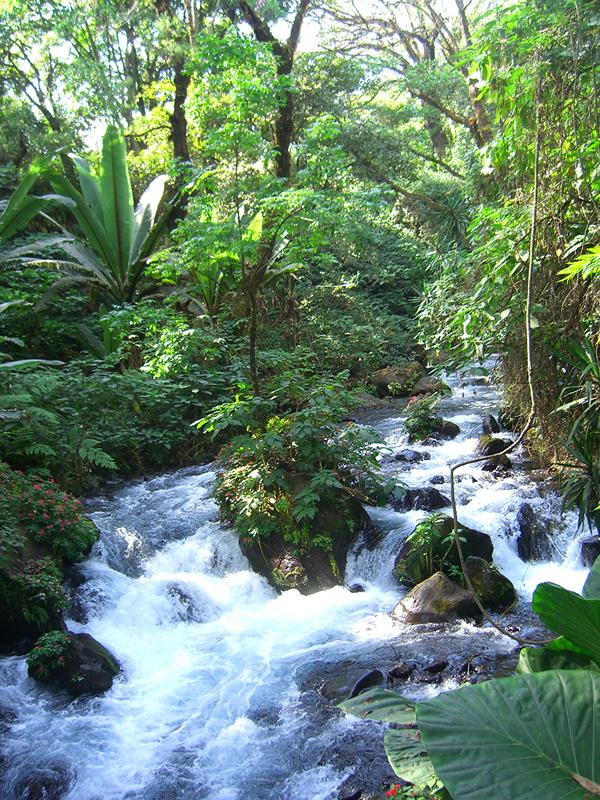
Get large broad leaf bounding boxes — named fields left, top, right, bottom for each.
left=339, top=688, right=416, bottom=724
left=384, top=728, right=442, bottom=789
left=417, top=670, right=600, bottom=800
left=130, top=174, right=167, bottom=267
left=0, top=358, right=63, bottom=370
left=532, top=581, right=600, bottom=662
left=583, top=554, right=600, bottom=599
left=0, top=160, right=48, bottom=240
left=72, top=156, right=104, bottom=226
left=99, top=126, right=134, bottom=278
left=518, top=645, right=600, bottom=673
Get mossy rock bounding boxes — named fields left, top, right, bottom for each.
left=392, top=571, right=482, bottom=624
left=464, top=556, right=517, bottom=613
left=370, top=362, right=426, bottom=398
left=393, top=514, right=493, bottom=587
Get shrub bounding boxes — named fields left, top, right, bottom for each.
left=404, top=394, right=441, bottom=441
left=26, top=630, right=72, bottom=681
left=0, top=557, right=68, bottom=630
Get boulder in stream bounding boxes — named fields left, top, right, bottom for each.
left=476, top=435, right=511, bottom=457
left=392, top=572, right=483, bottom=624
left=482, top=414, right=501, bottom=435
left=464, top=556, right=517, bottom=612
left=370, top=362, right=425, bottom=397
left=412, top=375, right=451, bottom=396
left=393, top=448, right=430, bottom=464
left=516, top=503, right=552, bottom=561
left=482, top=455, right=512, bottom=473
left=14, top=762, right=74, bottom=800
left=393, top=514, right=494, bottom=586
left=581, top=535, right=600, bottom=567
left=392, top=487, right=450, bottom=512
left=28, top=631, right=120, bottom=696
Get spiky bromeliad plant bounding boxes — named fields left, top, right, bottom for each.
left=9, top=126, right=173, bottom=305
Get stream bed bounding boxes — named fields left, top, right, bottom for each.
left=0, top=371, right=590, bottom=800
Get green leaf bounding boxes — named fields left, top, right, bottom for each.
left=99, top=125, right=134, bottom=279
left=384, top=728, right=441, bottom=789
left=517, top=645, right=600, bottom=673
left=583, top=555, right=600, bottom=599
left=130, top=174, right=168, bottom=267
left=532, top=582, right=600, bottom=662
left=418, top=671, right=600, bottom=800
left=339, top=688, right=416, bottom=724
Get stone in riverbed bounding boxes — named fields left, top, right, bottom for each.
left=393, top=514, right=494, bottom=586
left=464, top=556, right=517, bottom=612
left=482, top=455, right=512, bottom=473
left=370, top=362, right=426, bottom=397
left=412, top=375, right=452, bottom=396
left=581, top=535, right=600, bottom=567
left=393, top=448, right=430, bottom=464
left=516, top=503, right=552, bottom=561
left=392, top=572, right=482, bottom=624
left=476, top=435, right=511, bottom=457
left=28, top=632, right=120, bottom=696
left=482, top=414, right=501, bottom=435
left=392, top=487, right=450, bottom=512
left=13, top=762, right=74, bottom=799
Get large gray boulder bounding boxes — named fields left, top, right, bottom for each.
left=370, top=362, right=425, bottom=397
left=392, top=572, right=482, bottom=624
left=464, top=556, right=517, bottom=612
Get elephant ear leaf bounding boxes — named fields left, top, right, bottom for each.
left=339, top=688, right=416, bottom=724
left=417, top=670, right=600, bottom=800
left=532, top=581, right=600, bottom=662
left=583, top=554, right=600, bottom=599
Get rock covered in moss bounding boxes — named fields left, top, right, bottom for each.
left=464, top=556, right=517, bottom=612
left=476, top=435, right=511, bottom=457
left=392, top=572, right=482, bottom=624
left=412, top=375, right=451, bottom=396
left=370, top=362, right=426, bottom=398
left=27, top=630, right=120, bottom=696
left=393, top=514, right=493, bottom=587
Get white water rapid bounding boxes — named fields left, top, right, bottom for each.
left=0, top=371, right=591, bottom=800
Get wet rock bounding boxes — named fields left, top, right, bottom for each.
left=393, top=514, right=494, bottom=586
left=356, top=393, right=389, bottom=409
left=482, top=414, right=501, bottom=435
left=581, top=535, right=600, bottom=567
left=14, top=762, right=73, bottom=800
left=431, top=419, right=461, bottom=440
left=464, top=556, right=517, bottom=612
left=388, top=661, right=416, bottom=681
left=476, top=435, right=511, bottom=457
left=516, top=503, right=552, bottom=561
left=430, top=475, right=445, bottom=485
left=0, top=704, right=16, bottom=733
left=240, top=493, right=369, bottom=594
left=29, top=632, right=120, bottom=696
left=319, top=668, right=384, bottom=703
left=370, top=362, right=425, bottom=398
left=412, top=375, right=451, bottom=396
left=348, top=583, right=366, bottom=593
left=392, top=572, right=482, bottom=624
left=482, top=455, right=512, bottom=473
left=393, top=449, right=430, bottom=464
left=425, top=658, right=448, bottom=675
left=392, top=487, right=450, bottom=512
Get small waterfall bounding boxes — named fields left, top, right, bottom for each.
left=0, top=373, right=590, bottom=800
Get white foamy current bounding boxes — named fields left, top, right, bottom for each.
left=0, top=370, right=592, bottom=799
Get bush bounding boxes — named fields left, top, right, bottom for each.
left=404, top=394, right=441, bottom=441
left=26, top=630, right=72, bottom=681
left=0, top=557, right=67, bottom=631
left=200, top=380, right=394, bottom=550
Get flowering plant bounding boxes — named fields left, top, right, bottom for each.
left=26, top=630, right=72, bottom=681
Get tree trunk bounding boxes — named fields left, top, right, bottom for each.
left=248, top=289, right=260, bottom=394
left=170, top=58, right=191, bottom=164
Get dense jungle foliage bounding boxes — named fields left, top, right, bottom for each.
left=0, top=0, right=599, bottom=797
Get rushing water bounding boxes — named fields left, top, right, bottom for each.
left=0, top=371, right=591, bottom=800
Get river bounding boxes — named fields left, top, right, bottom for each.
left=0, top=370, right=590, bottom=799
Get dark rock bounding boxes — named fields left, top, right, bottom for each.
left=29, top=632, right=120, bottom=697
left=581, top=535, right=600, bottom=567
left=393, top=449, right=430, bottom=464
left=14, top=763, right=73, bottom=800
left=392, top=487, right=450, bottom=512
left=476, top=435, right=511, bottom=457
left=356, top=393, right=388, bottom=409
left=370, top=362, right=426, bottom=398
left=348, top=583, right=365, bottom=593
left=482, top=414, right=501, bottom=435
left=464, top=556, right=517, bottom=612
left=422, top=437, right=442, bottom=447
left=432, top=419, right=460, bottom=440
left=0, top=704, right=16, bottom=733
left=430, top=475, right=445, bottom=485
left=412, top=375, right=451, bottom=396
left=388, top=661, right=416, bottom=681
left=482, top=455, right=512, bottom=473
left=392, top=572, right=483, bottom=624
left=425, top=659, right=448, bottom=675
left=393, top=515, right=494, bottom=586
left=516, top=503, right=552, bottom=561
left=320, top=668, right=384, bottom=703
